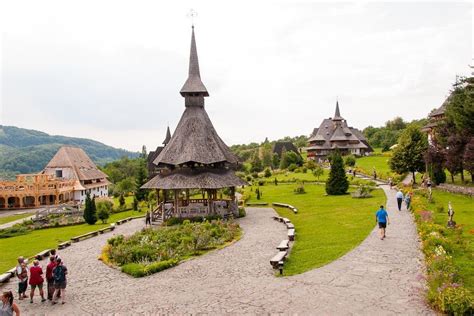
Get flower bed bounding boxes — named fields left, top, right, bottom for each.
left=101, top=220, right=241, bottom=277
left=410, top=190, right=474, bottom=314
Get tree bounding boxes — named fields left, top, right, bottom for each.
left=141, top=145, right=147, bottom=159
left=389, top=125, right=428, bottom=184
left=313, top=165, right=324, bottom=180
left=96, top=200, right=113, bottom=223
left=385, top=117, right=406, bottom=130
left=83, top=193, right=97, bottom=225
left=272, top=153, right=280, bottom=169
left=132, top=196, right=139, bottom=211
left=250, top=152, right=263, bottom=173
left=463, top=137, right=474, bottom=183
left=119, top=194, right=126, bottom=207
left=344, top=155, right=356, bottom=167
left=279, top=148, right=289, bottom=169
left=445, top=78, right=474, bottom=136
left=134, top=160, right=148, bottom=201
left=326, top=150, right=349, bottom=195
left=445, top=132, right=466, bottom=183
left=305, top=160, right=317, bottom=171
left=264, top=168, right=272, bottom=178
left=424, top=144, right=446, bottom=185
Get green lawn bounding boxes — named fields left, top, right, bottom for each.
left=355, top=155, right=400, bottom=180
left=0, top=210, right=144, bottom=272
left=0, top=213, right=33, bottom=225
left=427, top=189, right=474, bottom=291
left=245, top=183, right=385, bottom=275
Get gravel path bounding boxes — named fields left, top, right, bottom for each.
left=1, top=185, right=432, bottom=315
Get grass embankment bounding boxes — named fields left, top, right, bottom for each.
left=0, top=213, right=33, bottom=225
left=0, top=210, right=142, bottom=272
left=245, top=183, right=385, bottom=275
left=410, top=188, right=474, bottom=314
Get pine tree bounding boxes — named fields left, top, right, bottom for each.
left=326, top=150, right=349, bottom=195
left=135, top=159, right=148, bottom=201
left=83, top=193, right=97, bottom=225
left=463, top=137, right=474, bottom=183
left=279, top=148, right=289, bottom=169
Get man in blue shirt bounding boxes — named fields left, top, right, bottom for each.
left=376, top=205, right=389, bottom=240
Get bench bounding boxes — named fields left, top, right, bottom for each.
left=270, top=251, right=287, bottom=269
left=272, top=202, right=298, bottom=214
left=272, top=216, right=282, bottom=221
left=0, top=273, right=11, bottom=283
left=98, top=225, right=115, bottom=234
left=282, top=218, right=291, bottom=224
left=245, top=202, right=269, bottom=206
left=7, top=267, right=16, bottom=276
left=286, top=223, right=295, bottom=230
left=71, top=231, right=99, bottom=242
left=58, top=241, right=71, bottom=249
left=276, top=240, right=289, bottom=251
left=36, top=249, right=51, bottom=259
left=288, top=229, right=295, bottom=241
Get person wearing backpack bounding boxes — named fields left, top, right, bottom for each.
left=52, top=258, right=68, bottom=305
left=45, top=256, right=57, bottom=301
left=15, top=257, right=28, bottom=300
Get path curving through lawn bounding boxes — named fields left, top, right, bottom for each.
left=1, top=185, right=432, bottom=314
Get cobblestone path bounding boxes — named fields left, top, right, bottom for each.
left=2, top=185, right=432, bottom=315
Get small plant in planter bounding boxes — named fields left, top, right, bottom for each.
left=294, top=182, right=306, bottom=194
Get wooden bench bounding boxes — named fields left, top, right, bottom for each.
left=71, top=231, right=99, bottom=242
left=58, top=241, right=71, bottom=249
left=282, top=218, right=291, bottom=224
left=270, top=251, right=287, bottom=269
left=36, top=249, right=51, bottom=259
left=272, top=216, right=282, bottom=221
left=286, top=223, right=295, bottom=230
left=276, top=240, right=289, bottom=251
left=7, top=267, right=16, bottom=276
left=272, top=202, right=298, bottom=214
left=290, top=207, right=298, bottom=214
left=0, top=273, right=11, bottom=283
left=288, top=229, right=295, bottom=241
left=98, top=225, right=115, bottom=234
left=246, top=202, right=269, bottom=206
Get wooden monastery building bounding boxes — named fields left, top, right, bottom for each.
left=142, top=26, right=245, bottom=222
left=0, top=146, right=109, bottom=209
left=307, top=102, right=372, bottom=161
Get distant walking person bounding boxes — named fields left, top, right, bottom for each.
left=405, top=192, right=412, bottom=210
left=29, top=260, right=46, bottom=303
left=15, top=257, right=28, bottom=300
left=145, top=211, right=151, bottom=227
left=375, top=205, right=389, bottom=240
left=396, top=190, right=404, bottom=211
left=45, top=256, right=56, bottom=301
left=373, top=169, right=377, bottom=180
left=52, top=258, right=68, bottom=305
left=1, top=291, right=20, bottom=316
left=388, top=177, right=393, bottom=189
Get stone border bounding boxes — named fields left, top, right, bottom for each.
left=437, top=183, right=474, bottom=197
left=272, top=202, right=298, bottom=214
left=0, top=216, right=145, bottom=284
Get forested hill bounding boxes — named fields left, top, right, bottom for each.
left=0, top=125, right=138, bottom=179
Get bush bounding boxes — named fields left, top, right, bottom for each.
left=294, top=183, right=306, bottom=194
left=0, top=225, right=29, bottom=239
left=288, top=163, right=297, bottom=172
left=83, top=193, right=98, bottom=225
left=264, top=168, right=272, bottom=178
left=344, top=155, right=356, bottom=167
left=238, top=207, right=246, bottom=218
left=438, top=286, right=474, bottom=315
left=351, top=185, right=375, bottom=198
left=97, top=199, right=113, bottom=223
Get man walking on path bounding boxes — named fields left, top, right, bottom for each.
left=375, top=205, right=389, bottom=240
left=145, top=211, right=151, bottom=227
left=396, top=190, right=404, bottom=211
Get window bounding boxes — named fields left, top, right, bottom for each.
left=55, top=170, right=63, bottom=178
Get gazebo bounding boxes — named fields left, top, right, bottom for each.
left=142, top=26, right=245, bottom=223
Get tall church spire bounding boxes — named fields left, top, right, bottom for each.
left=180, top=26, right=209, bottom=102
left=163, top=126, right=171, bottom=145
left=333, top=101, right=343, bottom=121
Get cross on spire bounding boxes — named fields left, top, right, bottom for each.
left=187, top=9, right=198, bottom=27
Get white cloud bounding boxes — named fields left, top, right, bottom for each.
left=0, top=1, right=472, bottom=151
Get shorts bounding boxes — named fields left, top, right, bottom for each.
left=378, top=222, right=387, bottom=228
left=31, top=283, right=43, bottom=290
left=54, top=281, right=67, bottom=289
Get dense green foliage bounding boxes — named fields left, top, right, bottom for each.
left=244, top=183, right=385, bottom=275
left=103, top=220, right=241, bottom=277
left=83, top=194, right=98, bottom=225
left=0, top=125, right=137, bottom=178
left=390, top=125, right=428, bottom=183
left=326, top=151, right=349, bottom=195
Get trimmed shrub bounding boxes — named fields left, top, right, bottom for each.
left=326, top=151, right=349, bottom=195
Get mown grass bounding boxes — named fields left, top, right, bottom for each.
left=0, top=210, right=142, bottom=272
left=427, top=189, right=474, bottom=292
left=245, top=183, right=385, bottom=275
left=0, top=213, right=33, bottom=225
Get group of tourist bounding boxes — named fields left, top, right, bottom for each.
left=1, top=250, right=68, bottom=316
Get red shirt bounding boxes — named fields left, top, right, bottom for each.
left=46, top=262, right=56, bottom=280
left=29, top=265, right=44, bottom=285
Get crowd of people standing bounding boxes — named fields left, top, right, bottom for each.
left=1, top=249, right=68, bottom=316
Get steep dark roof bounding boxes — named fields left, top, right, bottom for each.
left=333, top=101, right=344, bottom=121
left=272, top=142, right=300, bottom=157
left=163, top=126, right=171, bottom=145
left=180, top=27, right=209, bottom=97
left=153, top=106, right=239, bottom=166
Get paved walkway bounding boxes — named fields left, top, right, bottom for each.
left=0, top=215, right=35, bottom=230
left=1, top=185, right=432, bottom=315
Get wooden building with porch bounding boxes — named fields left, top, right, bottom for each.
left=142, top=26, right=245, bottom=223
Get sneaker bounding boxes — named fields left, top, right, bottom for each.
left=52, top=301, right=57, bottom=305
left=41, top=298, right=46, bottom=302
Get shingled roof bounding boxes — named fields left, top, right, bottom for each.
left=153, top=27, right=239, bottom=167
left=43, top=146, right=108, bottom=181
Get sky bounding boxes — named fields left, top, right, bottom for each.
left=0, top=1, right=472, bottom=152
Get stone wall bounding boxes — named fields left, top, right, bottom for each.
left=437, top=183, right=474, bottom=197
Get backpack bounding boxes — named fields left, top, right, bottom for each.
left=53, top=265, right=65, bottom=282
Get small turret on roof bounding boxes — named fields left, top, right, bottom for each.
left=163, top=126, right=171, bottom=145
